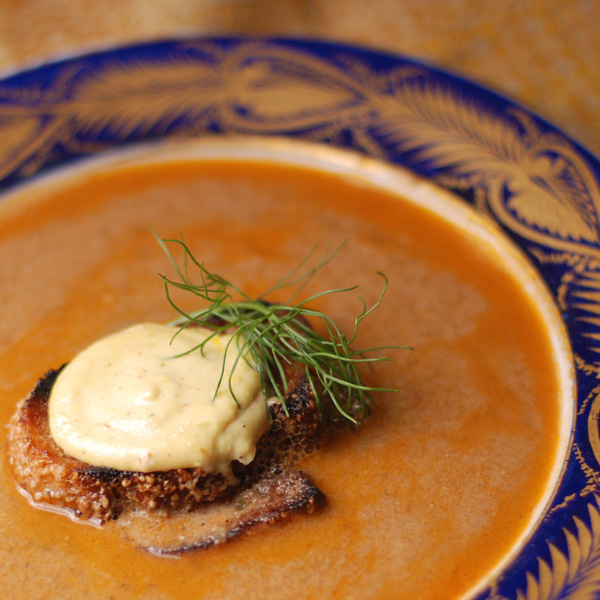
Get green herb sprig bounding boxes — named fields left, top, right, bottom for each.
left=155, top=234, right=405, bottom=425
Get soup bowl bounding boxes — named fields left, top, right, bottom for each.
left=0, top=37, right=599, bottom=600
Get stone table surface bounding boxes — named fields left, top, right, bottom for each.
left=0, top=0, right=597, bottom=157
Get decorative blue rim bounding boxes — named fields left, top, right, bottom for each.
left=2, top=37, right=600, bottom=600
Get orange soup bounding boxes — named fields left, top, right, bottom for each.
left=0, top=144, right=570, bottom=599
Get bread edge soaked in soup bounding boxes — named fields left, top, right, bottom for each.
left=6, top=359, right=325, bottom=525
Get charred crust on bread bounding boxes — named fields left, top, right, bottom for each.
left=7, top=357, right=324, bottom=525
left=135, top=469, right=326, bottom=555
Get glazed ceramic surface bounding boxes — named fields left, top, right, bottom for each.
left=1, top=38, right=600, bottom=600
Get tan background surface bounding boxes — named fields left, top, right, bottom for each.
left=0, top=0, right=597, bottom=157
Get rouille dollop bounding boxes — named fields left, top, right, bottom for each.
left=48, top=323, right=270, bottom=476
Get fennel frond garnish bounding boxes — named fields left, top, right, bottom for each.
left=155, top=235, right=404, bottom=425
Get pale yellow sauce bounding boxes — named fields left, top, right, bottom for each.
left=49, top=323, right=269, bottom=474
left=0, top=154, right=566, bottom=599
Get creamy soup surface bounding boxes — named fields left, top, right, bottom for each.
left=0, top=152, right=565, bottom=600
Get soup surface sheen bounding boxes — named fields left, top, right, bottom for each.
left=0, top=148, right=564, bottom=600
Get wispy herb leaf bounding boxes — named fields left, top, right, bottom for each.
left=155, top=233, right=407, bottom=424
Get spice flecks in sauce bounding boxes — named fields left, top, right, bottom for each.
left=48, top=323, right=269, bottom=474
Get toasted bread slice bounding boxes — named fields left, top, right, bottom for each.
left=7, top=357, right=322, bottom=524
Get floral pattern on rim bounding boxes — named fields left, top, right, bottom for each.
left=1, top=37, right=600, bottom=599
